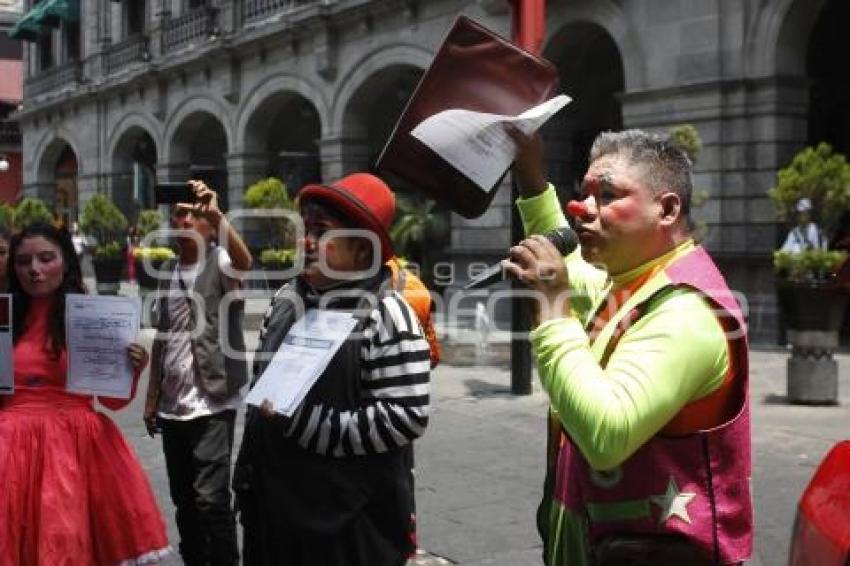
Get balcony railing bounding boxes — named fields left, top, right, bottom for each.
left=105, top=35, right=150, bottom=74
left=163, top=6, right=219, bottom=53
left=25, top=60, right=83, bottom=98
left=242, top=0, right=319, bottom=25
left=0, top=121, right=21, bottom=145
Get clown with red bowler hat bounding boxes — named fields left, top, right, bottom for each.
left=234, top=172, right=433, bottom=565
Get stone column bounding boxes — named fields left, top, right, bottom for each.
left=226, top=152, right=270, bottom=247
left=225, top=152, right=268, bottom=210
left=318, top=135, right=371, bottom=181
left=156, top=161, right=190, bottom=183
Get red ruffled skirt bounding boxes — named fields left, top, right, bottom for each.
left=0, top=388, right=171, bottom=565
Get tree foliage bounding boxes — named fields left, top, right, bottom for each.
left=769, top=142, right=850, bottom=238
left=14, top=197, right=54, bottom=229
left=390, top=195, right=449, bottom=286
left=774, top=249, right=848, bottom=281
left=668, top=124, right=703, bottom=164
left=80, top=194, right=128, bottom=257
left=136, top=209, right=163, bottom=239
left=244, top=177, right=295, bottom=248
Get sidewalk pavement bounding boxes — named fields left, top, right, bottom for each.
left=110, top=305, right=850, bottom=566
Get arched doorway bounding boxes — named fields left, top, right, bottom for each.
left=341, top=64, right=422, bottom=178
left=54, top=146, right=78, bottom=228
left=243, top=92, right=321, bottom=196
left=170, top=112, right=229, bottom=210
left=36, top=139, right=79, bottom=227
left=111, top=128, right=157, bottom=222
left=542, top=22, right=624, bottom=199
left=807, top=0, right=850, bottom=157
left=339, top=64, right=451, bottom=284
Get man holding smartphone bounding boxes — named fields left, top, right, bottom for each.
left=144, top=180, right=252, bottom=566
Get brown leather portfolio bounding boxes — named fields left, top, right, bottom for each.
left=375, top=15, right=559, bottom=219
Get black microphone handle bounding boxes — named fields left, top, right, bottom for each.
left=463, top=226, right=578, bottom=290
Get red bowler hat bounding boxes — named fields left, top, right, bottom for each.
left=298, top=173, right=396, bottom=262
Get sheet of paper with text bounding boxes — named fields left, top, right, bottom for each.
left=411, top=94, right=571, bottom=191
left=246, top=309, right=358, bottom=416
left=65, top=294, right=141, bottom=399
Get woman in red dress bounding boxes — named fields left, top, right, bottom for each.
left=0, top=222, right=171, bottom=565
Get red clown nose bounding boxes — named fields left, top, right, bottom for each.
left=565, top=200, right=589, bottom=218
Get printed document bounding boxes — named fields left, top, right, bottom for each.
left=246, top=309, right=358, bottom=416
left=0, top=295, right=12, bottom=395
left=66, top=294, right=141, bottom=399
left=411, top=94, right=572, bottom=191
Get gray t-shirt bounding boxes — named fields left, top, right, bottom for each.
left=157, top=252, right=243, bottom=420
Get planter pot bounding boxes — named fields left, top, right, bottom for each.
left=92, top=257, right=125, bottom=295
left=777, top=279, right=850, bottom=405
left=776, top=279, right=849, bottom=332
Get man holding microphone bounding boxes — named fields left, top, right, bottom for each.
left=503, top=129, right=753, bottom=565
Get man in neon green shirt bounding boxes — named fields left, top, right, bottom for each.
left=502, top=129, right=752, bottom=565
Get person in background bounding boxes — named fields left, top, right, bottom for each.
left=234, top=173, right=432, bottom=566
left=504, top=129, right=752, bottom=565
left=144, top=180, right=252, bottom=566
left=0, top=222, right=170, bottom=564
left=70, top=221, right=85, bottom=258
left=780, top=197, right=827, bottom=253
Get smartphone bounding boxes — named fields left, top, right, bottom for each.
left=154, top=182, right=196, bottom=205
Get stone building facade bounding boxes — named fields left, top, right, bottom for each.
left=11, top=0, right=849, bottom=342
left=0, top=0, right=23, bottom=204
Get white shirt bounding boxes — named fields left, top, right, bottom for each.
left=157, top=249, right=244, bottom=420
left=781, top=222, right=827, bottom=254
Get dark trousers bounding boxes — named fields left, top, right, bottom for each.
left=162, top=410, right=238, bottom=566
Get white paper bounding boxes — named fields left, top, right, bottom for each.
left=65, top=294, right=141, bottom=399
left=410, top=94, right=572, bottom=191
left=246, top=309, right=358, bottom=416
left=0, top=295, right=12, bottom=395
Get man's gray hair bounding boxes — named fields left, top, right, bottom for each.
left=589, top=129, right=694, bottom=222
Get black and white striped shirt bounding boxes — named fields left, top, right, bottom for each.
left=258, top=291, right=431, bottom=458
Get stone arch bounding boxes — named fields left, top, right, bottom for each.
left=806, top=0, right=850, bottom=156
left=745, top=0, right=828, bottom=78
left=107, top=112, right=163, bottom=166
left=330, top=44, right=431, bottom=135
left=545, top=0, right=645, bottom=91
left=236, top=74, right=328, bottom=148
left=164, top=102, right=231, bottom=208
left=109, top=124, right=158, bottom=216
left=33, top=130, right=83, bottom=184
left=542, top=19, right=625, bottom=195
left=32, top=132, right=81, bottom=224
left=163, top=96, right=233, bottom=165
left=328, top=46, right=427, bottom=178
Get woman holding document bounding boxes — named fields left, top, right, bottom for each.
left=0, top=223, right=170, bottom=564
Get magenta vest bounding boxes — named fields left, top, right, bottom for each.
left=553, top=247, right=753, bottom=564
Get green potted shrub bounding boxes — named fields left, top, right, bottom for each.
left=80, top=194, right=128, bottom=294
left=259, top=247, right=295, bottom=288
left=244, top=177, right=297, bottom=285
left=768, top=142, right=850, bottom=404
left=14, top=197, right=54, bottom=228
left=132, top=209, right=175, bottom=290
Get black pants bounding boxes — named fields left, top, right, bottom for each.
left=161, top=410, right=238, bottom=566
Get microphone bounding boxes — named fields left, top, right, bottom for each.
left=464, top=226, right=578, bottom=290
